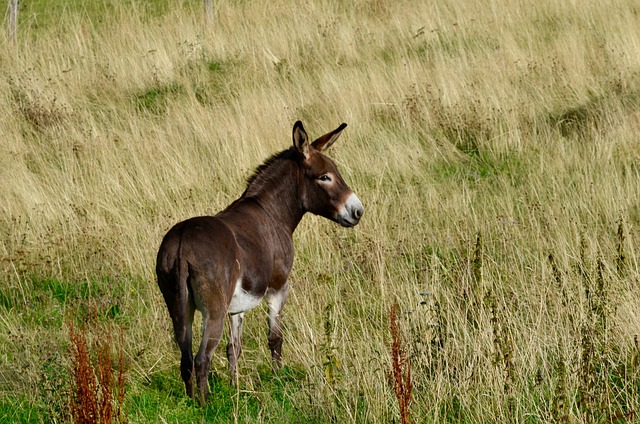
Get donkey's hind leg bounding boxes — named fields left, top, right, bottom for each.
left=160, top=279, right=197, bottom=399
left=227, top=313, right=244, bottom=385
left=194, top=310, right=225, bottom=404
left=176, top=305, right=196, bottom=399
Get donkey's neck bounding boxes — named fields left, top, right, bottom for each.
left=242, top=158, right=305, bottom=235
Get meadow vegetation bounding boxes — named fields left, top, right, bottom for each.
left=1, top=0, right=640, bottom=422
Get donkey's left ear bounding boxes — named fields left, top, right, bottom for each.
left=293, top=120, right=310, bottom=159
left=311, top=123, right=347, bottom=152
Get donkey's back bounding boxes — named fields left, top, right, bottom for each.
left=157, top=199, right=285, bottom=311
left=157, top=215, right=241, bottom=311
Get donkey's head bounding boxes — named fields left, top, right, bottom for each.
left=292, top=121, right=364, bottom=227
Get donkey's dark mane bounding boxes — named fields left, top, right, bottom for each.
left=245, top=148, right=299, bottom=187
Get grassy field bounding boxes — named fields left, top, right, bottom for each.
left=2, top=0, right=640, bottom=422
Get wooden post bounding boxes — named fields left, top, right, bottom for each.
left=204, top=0, right=214, bottom=28
left=7, top=0, right=18, bottom=45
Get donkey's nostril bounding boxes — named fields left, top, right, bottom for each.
left=352, top=206, right=363, bottom=220
left=341, top=193, right=363, bottom=227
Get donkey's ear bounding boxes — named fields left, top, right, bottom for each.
left=311, top=123, right=347, bottom=152
left=292, top=121, right=310, bottom=159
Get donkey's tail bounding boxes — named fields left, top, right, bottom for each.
left=176, top=252, right=190, bottom=308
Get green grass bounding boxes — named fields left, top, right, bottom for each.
left=0, top=397, right=52, bottom=424
left=18, top=0, right=180, bottom=32
left=127, top=365, right=321, bottom=423
left=135, top=83, right=185, bottom=115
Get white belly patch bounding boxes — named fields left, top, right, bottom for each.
left=227, top=279, right=263, bottom=314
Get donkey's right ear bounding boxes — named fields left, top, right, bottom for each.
left=292, top=120, right=310, bottom=159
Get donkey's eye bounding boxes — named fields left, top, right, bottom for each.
left=318, top=174, right=332, bottom=182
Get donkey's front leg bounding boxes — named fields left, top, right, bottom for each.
left=227, top=313, right=244, bottom=385
left=266, top=283, right=289, bottom=369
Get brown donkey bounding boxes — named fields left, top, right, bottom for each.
left=156, top=121, right=364, bottom=403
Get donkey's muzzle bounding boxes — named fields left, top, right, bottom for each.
left=337, top=192, right=364, bottom=227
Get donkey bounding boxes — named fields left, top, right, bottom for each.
left=156, top=121, right=364, bottom=403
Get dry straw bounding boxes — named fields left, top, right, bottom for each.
left=1, top=0, right=640, bottom=421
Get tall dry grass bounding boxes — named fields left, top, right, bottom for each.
left=1, top=0, right=640, bottom=421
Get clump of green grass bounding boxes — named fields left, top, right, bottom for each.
left=135, top=83, right=185, bottom=115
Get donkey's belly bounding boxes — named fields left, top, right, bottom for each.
left=227, top=279, right=263, bottom=314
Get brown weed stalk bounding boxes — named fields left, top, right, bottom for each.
left=69, top=323, right=99, bottom=423
left=68, top=322, right=127, bottom=424
left=616, top=215, right=626, bottom=276
left=387, top=303, right=412, bottom=424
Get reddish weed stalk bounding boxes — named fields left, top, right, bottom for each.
left=387, top=303, right=412, bottom=424
left=68, top=322, right=127, bottom=424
